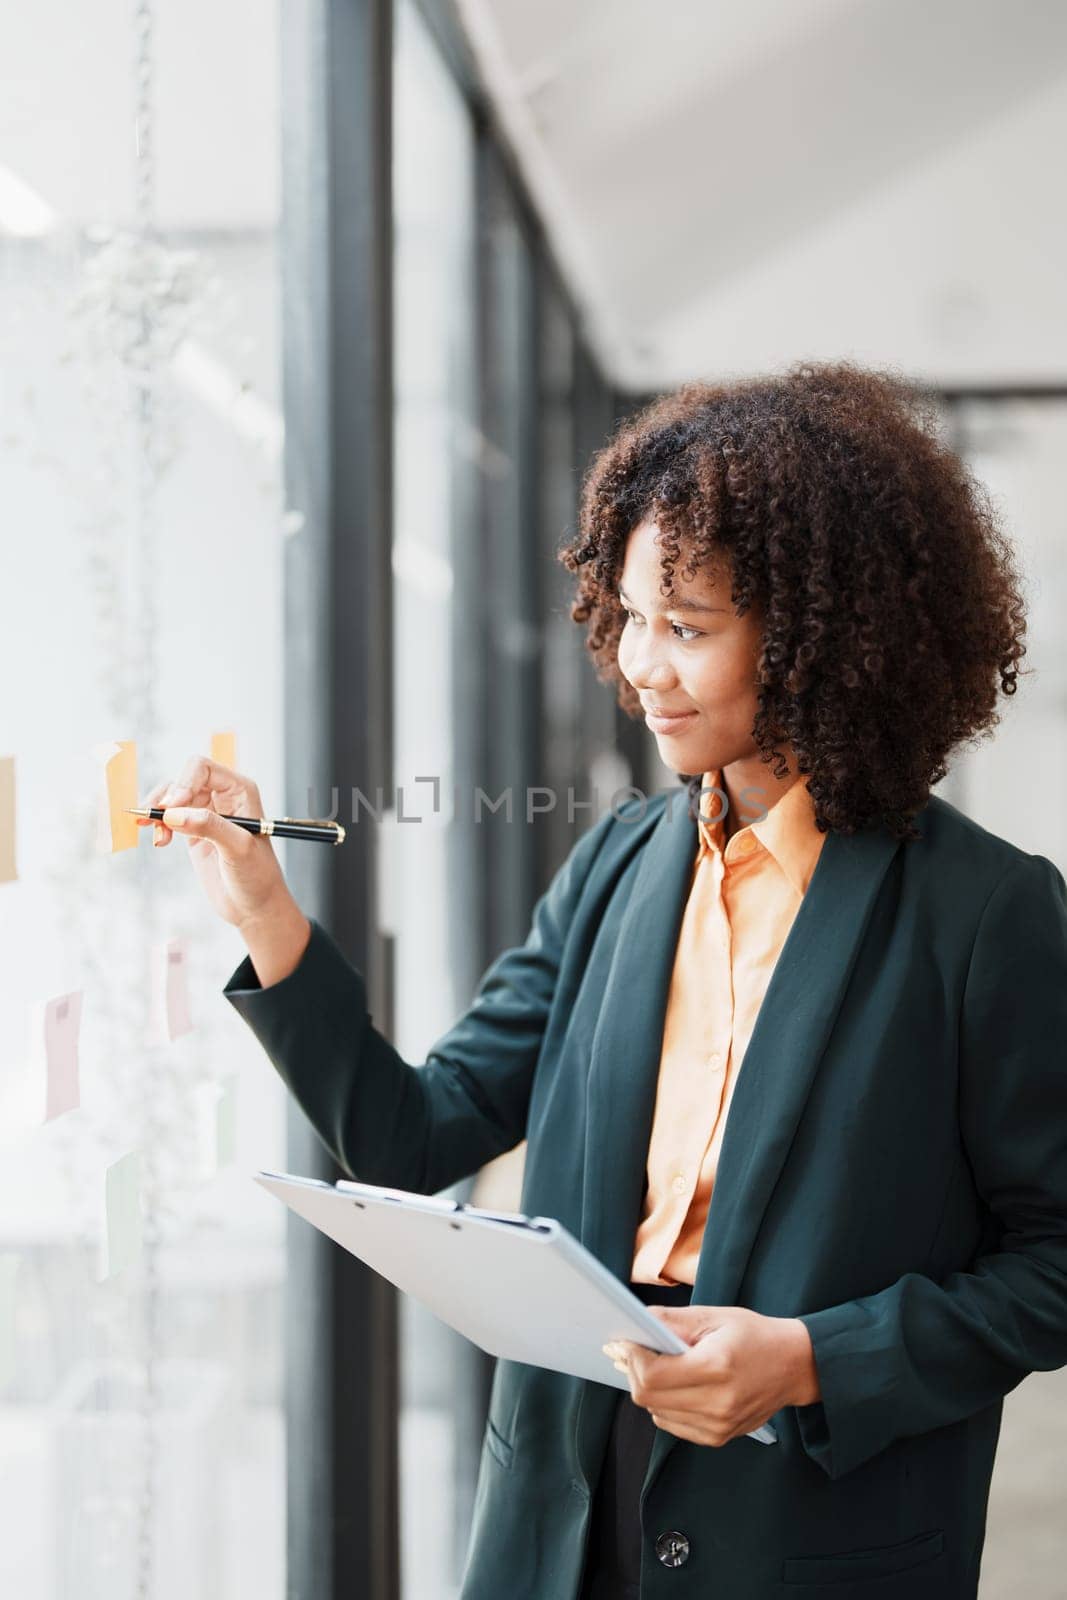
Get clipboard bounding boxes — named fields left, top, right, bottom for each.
left=255, top=1170, right=777, bottom=1445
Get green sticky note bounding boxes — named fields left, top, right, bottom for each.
left=216, top=1075, right=238, bottom=1167
left=100, top=1151, right=143, bottom=1279
left=0, top=1253, right=20, bottom=1388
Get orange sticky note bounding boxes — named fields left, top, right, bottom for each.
left=94, top=740, right=139, bottom=853
left=0, top=756, right=15, bottom=884
left=210, top=731, right=236, bottom=768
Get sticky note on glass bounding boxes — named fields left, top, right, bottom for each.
left=216, top=1074, right=238, bottom=1165
left=0, top=1253, right=20, bottom=1388
left=44, top=991, right=83, bottom=1121
left=150, top=937, right=193, bottom=1042
left=0, top=756, right=16, bottom=883
left=93, top=740, right=139, bottom=853
left=99, top=1151, right=142, bottom=1280
left=210, top=731, right=236, bottom=768
left=192, top=1074, right=238, bottom=1177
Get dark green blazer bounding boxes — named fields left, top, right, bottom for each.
left=223, top=788, right=1067, bottom=1599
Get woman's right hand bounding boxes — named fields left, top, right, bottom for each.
left=136, top=755, right=296, bottom=932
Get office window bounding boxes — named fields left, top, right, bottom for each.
left=0, top=4, right=286, bottom=1595
left=940, top=396, right=1067, bottom=867
left=392, top=2, right=482, bottom=1594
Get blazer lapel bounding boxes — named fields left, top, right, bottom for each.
left=578, top=791, right=700, bottom=1285
left=574, top=792, right=698, bottom=1486
left=641, top=816, right=901, bottom=1494
left=572, top=792, right=901, bottom=1494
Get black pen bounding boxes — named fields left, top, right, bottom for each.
left=126, top=807, right=346, bottom=845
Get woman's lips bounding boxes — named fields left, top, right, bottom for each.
left=644, top=708, right=697, bottom=734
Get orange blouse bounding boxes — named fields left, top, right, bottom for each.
left=630, top=767, right=828, bottom=1286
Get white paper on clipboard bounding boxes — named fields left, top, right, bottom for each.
left=254, top=1170, right=777, bottom=1444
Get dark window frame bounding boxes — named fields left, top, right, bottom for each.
left=279, top=2, right=619, bottom=1598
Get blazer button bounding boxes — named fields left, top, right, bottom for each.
left=655, top=1530, right=690, bottom=1567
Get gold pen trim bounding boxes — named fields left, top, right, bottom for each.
left=275, top=816, right=340, bottom=827
left=271, top=816, right=345, bottom=843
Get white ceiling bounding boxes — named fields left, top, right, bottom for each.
left=3, top=1, right=1065, bottom=393
left=0, top=0, right=279, bottom=233
left=456, top=0, right=1067, bottom=390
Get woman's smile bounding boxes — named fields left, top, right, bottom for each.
left=643, top=706, right=699, bottom=735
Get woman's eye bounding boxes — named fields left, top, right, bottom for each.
left=621, top=607, right=700, bottom=642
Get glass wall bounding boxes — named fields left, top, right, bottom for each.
left=0, top=4, right=637, bottom=1597
left=943, top=395, right=1067, bottom=1598
left=392, top=3, right=481, bottom=1594
left=0, top=3, right=287, bottom=1595
left=939, top=396, right=1067, bottom=868
left=390, top=8, right=624, bottom=1595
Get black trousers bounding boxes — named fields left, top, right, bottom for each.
left=577, top=1280, right=694, bottom=1600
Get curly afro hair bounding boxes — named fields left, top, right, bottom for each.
left=558, top=359, right=1029, bottom=842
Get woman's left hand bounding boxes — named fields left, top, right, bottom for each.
left=602, top=1304, right=820, bottom=1447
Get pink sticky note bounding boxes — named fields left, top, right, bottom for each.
left=44, top=991, right=82, bottom=1121
left=160, top=934, right=194, bottom=1036
left=0, top=757, right=16, bottom=884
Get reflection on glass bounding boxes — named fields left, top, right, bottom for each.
left=393, top=1, right=480, bottom=1595
left=0, top=5, right=286, bottom=1595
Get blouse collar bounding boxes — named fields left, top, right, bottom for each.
left=696, top=766, right=826, bottom=897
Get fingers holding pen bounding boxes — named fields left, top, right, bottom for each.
left=134, top=754, right=264, bottom=851
left=160, top=803, right=256, bottom=857
left=172, top=755, right=265, bottom=818
left=132, top=755, right=299, bottom=934
left=133, top=777, right=188, bottom=847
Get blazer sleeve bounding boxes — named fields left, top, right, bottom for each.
left=221, top=806, right=616, bottom=1195
left=793, top=850, right=1067, bottom=1480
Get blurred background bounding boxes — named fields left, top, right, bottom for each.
left=0, top=1, right=1064, bottom=1596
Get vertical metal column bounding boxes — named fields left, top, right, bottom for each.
left=574, top=346, right=626, bottom=797
left=280, top=2, right=399, bottom=1598
left=607, top=387, right=657, bottom=799
left=477, top=138, right=544, bottom=954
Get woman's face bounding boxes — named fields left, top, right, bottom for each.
left=616, top=518, right=765, bottom=776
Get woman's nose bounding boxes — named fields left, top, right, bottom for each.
left=627, top=639, right=677, bottom=692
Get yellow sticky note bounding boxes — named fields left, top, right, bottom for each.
left=216, top=1074, right=238, bottom=1166
left=210, top=731, right=236, bottom=769
left=98, top=1151, right=143, bottom=1280
left=0, top=756, right=15, bottom=884
left=0, top=1253, right=20, bottom=1388
left=94, top=740, right=139, bottom=853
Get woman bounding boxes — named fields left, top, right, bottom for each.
left=141, top=360, right=1067, bottom=1599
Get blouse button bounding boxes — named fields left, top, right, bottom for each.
left=672, top=1174, right=687, bottom=1195
left=708, top=1051, right=722, bottom=1070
